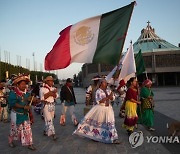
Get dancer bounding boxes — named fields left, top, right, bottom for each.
left=8, top=74, right=37, bottom=150
left=0, top=82, right=8, bottom=123
left=122, top=77, right=141, bottom=135
left=74, top=78, right=120, bottom=144
left=140, top=79, right=155, bottom=131
left=40, top=76, right=58, bottom=140
left=117, top=79, right=127, bottom=118
left=86, top=75, right=101, bottom=106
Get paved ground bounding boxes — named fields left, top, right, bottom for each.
left=0, top=87, right=179, bottom=154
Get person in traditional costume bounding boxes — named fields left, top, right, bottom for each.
left=84, top=75, right=101, bottom=115
left=140, top=79, right=155, bottom=131
left=73, top=78, right=120, bottom=144
left=85, top=75, right=101, bottom=106
left=117, top=79, right=127, bottom=118
left=0, top=82, right=8, bottom=123
left=40, top=76, right=58, bottom=140
left=122, top=77, right=141, bottom=135
left=60, top=78, right=78, bottom=126
left=8, top=74, right=38, bottom=150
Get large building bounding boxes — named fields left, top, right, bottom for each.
left=81, top=22, right=180, bottom=87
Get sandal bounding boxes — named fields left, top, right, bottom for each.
left=9, top=142, right=16, bottom=148
left=74, top=120, right=79, bottom=126
left=60, top=123, right=65, bottom=126
left=52, top=135, right=58, bottom=141
left=28, top=145, right=36, bottom=151
left=148, top=127, right=155, bottom=131
left=74, top=122, right=79, bottom=127
left=113, top=140, right=121, bottom=144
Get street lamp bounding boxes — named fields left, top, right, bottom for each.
left=32, top=52, right=35, bottom=71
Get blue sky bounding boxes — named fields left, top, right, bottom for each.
left=0, top=0, right=180, bottom=79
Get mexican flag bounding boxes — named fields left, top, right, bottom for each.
left=45, top=2, right=135, bottom=70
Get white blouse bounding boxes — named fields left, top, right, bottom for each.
left=95, top=88, right=115, bottom=105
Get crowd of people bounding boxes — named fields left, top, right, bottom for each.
left=0, top=73, right=155, bottom=150
left=74, top=75, right=155, bottom=143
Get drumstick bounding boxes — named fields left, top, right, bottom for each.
left=29, top=96, right=34, bottom=106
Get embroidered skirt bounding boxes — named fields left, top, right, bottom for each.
left=73, top=104, right=118, bottom=143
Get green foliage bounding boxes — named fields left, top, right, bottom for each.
left=0, top=61, right=58, bottom=84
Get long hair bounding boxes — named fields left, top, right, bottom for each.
left=127, top=77, right=136, bottom=88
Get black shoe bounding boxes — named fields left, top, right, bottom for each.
left=127, top=130, right=133, bottom=136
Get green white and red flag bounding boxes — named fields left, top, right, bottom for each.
left=45, top=2, right=135, bottom=70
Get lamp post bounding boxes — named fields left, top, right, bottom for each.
left=32, top=52, right=35, bottom=71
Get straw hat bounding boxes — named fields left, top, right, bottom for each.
left=91, top=75, right=101, bottom=81
left=44, top=76, right=54, bottom=82
left=12, top=74, right=31, bottom=85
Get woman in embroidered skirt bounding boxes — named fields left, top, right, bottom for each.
left=140, top=79, right=155, bottom=131
left=8, top=74, right=37, bottom=150
left=74, top=79, right=120, bottom=144
left=123, top=77, right=141, bottom=135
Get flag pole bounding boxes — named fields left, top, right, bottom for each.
left=112, top=1, right=136, bottom=85
left=145, top=71, right=148, bottom=79
left=135, top=73, right=142, bottom=126
left=134, top=40, right=143, bottom=125
left=117, top=1, right=136, bottom=64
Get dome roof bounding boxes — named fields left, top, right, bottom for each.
left=133, top=21, right=180, bottom=53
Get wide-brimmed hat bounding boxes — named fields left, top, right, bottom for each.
left=99, top=78, right=107, bottom=84
left=92, top=75, right=101, bottom=81
left=12, top=74, right=31, bottom=85
left=44, top=76, right=54, bottom=82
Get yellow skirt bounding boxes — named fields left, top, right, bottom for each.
left=122, top=100, right=138, bottom=131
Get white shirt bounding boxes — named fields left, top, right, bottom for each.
left=40, top=84, right=58, bottom=103
left=118, top=86, right=127, bottom=99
